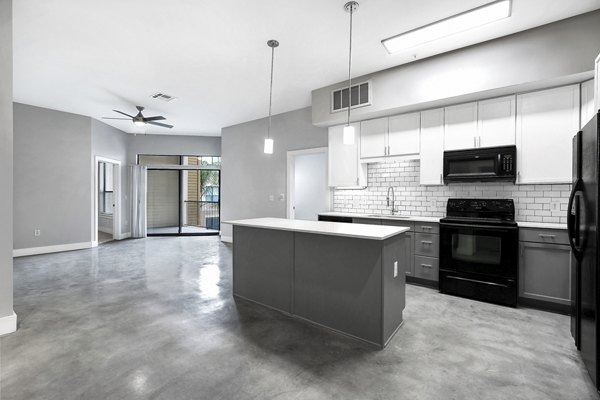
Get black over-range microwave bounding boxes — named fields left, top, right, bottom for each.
left=443, top=145, right=517, bottom=183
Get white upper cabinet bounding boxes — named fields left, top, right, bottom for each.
left=360, top=117, right=388, bottom=158
left=443, top=102, right=478, bottom=151
left=420, top=108, right=445, bottom=185
left=328, top=123, right=366, bottom=187
left=516, top=85, right=580, bottom=184
left=388, top=112, right=420, bottom=156
left=581, top=79, right=595, bottom=128
left=477, top=95, right=516, bottom=147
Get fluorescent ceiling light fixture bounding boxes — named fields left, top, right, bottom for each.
left=381, top=0, right=512, bottom=54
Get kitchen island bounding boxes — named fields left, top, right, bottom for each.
left=228, top=217, right=410, bottom=348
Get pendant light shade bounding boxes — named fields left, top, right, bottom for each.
left=343, top=1, right=358, bottom=146
left=343, top=125, right=355, bottom=145
left=264, top=39, right=279, bottom=154
left=263, top=138, right=274, bottom=154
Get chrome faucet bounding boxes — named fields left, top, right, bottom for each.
left=386, top=186, right=396, bottom=215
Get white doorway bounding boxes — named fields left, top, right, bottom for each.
left=93, top=156, right=121, bottom=245
left=287, top=148, right=330, bottom=220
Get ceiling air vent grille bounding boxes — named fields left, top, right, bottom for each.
left=150, top=92, right=176, bottom=102
left=331, top=80, right=371, bottom=113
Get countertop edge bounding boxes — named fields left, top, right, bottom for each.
left=226, top=218, right=411, bottom=240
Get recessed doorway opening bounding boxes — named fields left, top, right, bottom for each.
left=94, top=156, right=121, bottom=245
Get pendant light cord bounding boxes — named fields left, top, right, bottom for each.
left=268, top=45, right=275, bottom=140
left=347, top=4, right=354, bottom=127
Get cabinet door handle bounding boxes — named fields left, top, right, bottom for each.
left=421, top=264, right=433, bottom=268
left=440, top=174, right=443, bottom=184
left=538, top=234, right=556, bottom=239
left=421, top=240, right=433, bottom=245
left=421, top=226, right=433, bottom=230
left=474, top=137, right=476, bottom=147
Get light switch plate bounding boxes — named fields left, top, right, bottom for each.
left=269, top=195, right=275, bottom=201
left=393, top=261, right=398, bottom=278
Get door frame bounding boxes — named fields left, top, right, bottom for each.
left=93, top=156, right=122, bottom=246
left=286, top=147, right=330, bottom=219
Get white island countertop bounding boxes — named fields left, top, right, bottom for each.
left=226, top=217, right=410, bottom=240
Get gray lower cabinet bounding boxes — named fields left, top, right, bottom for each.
left=518, top=227, right=571, bottom=310
left=381, top=220, right=415, bottom=276
left=414, top=255, right=439, bottom=280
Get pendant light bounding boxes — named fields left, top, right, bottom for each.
left=343, top=1, right=359, bottom=145
left=264, top=39, right=279, bottom=154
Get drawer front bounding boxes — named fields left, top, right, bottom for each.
left=414, top=256, right=439, bottom=281
left=352, top=218, right=381, bottom=225
left=414, top=233, right=439, bottom=257
left=381, top=220, right=414, bottom=231
left=415, top=222, right=439, bottom=234
left=519, top=228, right=568, bottom=245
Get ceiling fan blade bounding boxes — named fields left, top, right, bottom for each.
left=143, top=116, right=166, bottom=122
left=147, top=121, right=173, bottom=129
left=102, top=117, right=131, bottom=120
left=113, top=110, right=135, bottom=118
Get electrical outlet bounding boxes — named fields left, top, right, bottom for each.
left=278, top=193, right=285, bottom=202
left=34, top=229, right=41, bottom=237
left=393, top=261, right=398, bottom=278
left=550, top=201, right=560, bottom=212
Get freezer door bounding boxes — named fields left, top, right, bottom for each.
left=578, top=113, right=599, bottom=388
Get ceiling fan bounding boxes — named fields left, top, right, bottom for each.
left=102, top=106, right=173, bottom=129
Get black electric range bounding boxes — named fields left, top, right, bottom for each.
left=439, top=199, right=518, bottom=307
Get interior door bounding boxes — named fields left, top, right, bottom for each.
left=293, top=152, right=328, bottom=221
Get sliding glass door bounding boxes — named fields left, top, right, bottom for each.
left=140, top=155, right=220, bottom=236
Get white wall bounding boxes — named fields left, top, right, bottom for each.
left=0, top=0, right=14, bottom=323
left=13, top=103, right=93, bottom=250
left=221, top=107, right=328, bottom=238
left=312, top=10, right=600, bottom=126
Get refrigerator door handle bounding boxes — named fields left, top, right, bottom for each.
left=567, top=179, right=584, bottom=260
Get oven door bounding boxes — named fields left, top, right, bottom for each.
left=439, top=222, right=518, bottom=279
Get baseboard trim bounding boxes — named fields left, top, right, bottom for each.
left=220, top=235, right=232, bottom=243
left=0, top=312, right=17, bottom=336
left=13, top=242, right=93, bottom=257
left=119, top=232, right=131, bottom=240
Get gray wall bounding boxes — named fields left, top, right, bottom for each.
left=312, top=10, right=600, bottom=126
left=0, top=0, right=13, bottom=319
left=91, top=119, right=129, bottom=235
left=127, top=134, right=221, bottom=165
left=221, top=107, right=328, bottom=237
left=13, top=103, right=92, bottom=249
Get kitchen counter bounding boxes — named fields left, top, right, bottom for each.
left=319, top=212, right=567, bottom=230
left=229, top=217, right=409, bottom=348
left=318, top=212, right=440, bottom=223
left=226, top=217, right=409, bottom=240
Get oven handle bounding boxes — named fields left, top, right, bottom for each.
left=445, top=275, right=509, bottom=288
left=439, top=222, right=517, bottom=232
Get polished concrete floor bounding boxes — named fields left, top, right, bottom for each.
left=1, top=236, right=598, bottom=400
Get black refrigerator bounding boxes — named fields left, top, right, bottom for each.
left=570, top=110, right=600, bottom=390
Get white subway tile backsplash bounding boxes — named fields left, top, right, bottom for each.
left=333, top=159, right=570, bottom=224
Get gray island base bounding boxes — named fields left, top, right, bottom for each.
left=228, top=218, right=410, bottom=348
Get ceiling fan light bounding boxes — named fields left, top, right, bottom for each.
left=343, top=125, right=355, bottom=145
left=134, top=120, right=146, bottom=127
left=264, top=138, right=274, bottom=154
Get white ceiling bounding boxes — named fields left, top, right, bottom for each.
left=13, top=0, right=600, bottom=136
